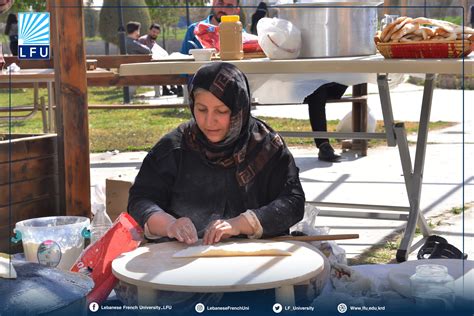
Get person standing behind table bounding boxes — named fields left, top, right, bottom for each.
left=125, top=21, right=151, bottom=55
left=138, top=23, right=177, bottom=97
left=470, top=5, right=474, bottom=28
left=4, top=13, right=18, bottom=56
left=303, top=83, right=348, bottom=162
left=180, top=0, right=241, bottom=55
left=250, top=2, right=268, bottom=35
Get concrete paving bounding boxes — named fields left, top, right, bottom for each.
left=91, top=82, right=473, bottom=261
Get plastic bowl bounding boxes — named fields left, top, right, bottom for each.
left=189, top=48, right=215, bottom=61
left=14, top=216, right=90, bottom=270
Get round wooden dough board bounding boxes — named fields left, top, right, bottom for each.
left=112, top=239, right=325, bottom=292
left=388, top=259, right=474, bottom=299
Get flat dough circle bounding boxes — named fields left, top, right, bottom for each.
left=173, top=242, right=292, bottom=258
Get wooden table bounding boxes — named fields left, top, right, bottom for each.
left=119, top=55, right=474, bottom=262
left=120, top=55, right=474, bottom=76
left=0, top=68, right=114, bottom=132
left=112, top=240, right=325, bottom=306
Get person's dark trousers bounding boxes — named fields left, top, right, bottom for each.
left=303, top=82, right=348, bottom=148
left=9, top=35, right=18, bottom=56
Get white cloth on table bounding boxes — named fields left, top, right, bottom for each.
left=247, top=73, right=372, bottom=104
left=247, top=73, right=406, bottom=104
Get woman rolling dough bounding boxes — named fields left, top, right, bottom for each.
left=128, top=62, right=305, bottom=245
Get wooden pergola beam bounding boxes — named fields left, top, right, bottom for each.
left=49, top=0, right=90, bottom=217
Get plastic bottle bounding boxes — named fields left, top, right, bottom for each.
left=410, top=264, right=455, bottom=311
left=219, top=15, right=244, bottom=60
left=90, top=205, right=113, bottom=244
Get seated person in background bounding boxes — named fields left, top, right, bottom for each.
left=125, top=21, right=151, bottom=55
left=138, top=23, right=180, bottom=96
left=181, top=0, right=240, bottom=54
left=304, top=83, right=348, bottom=162
left=128, top=62, right=305, bottom=245
left=138, top=22, right=161, bottom=49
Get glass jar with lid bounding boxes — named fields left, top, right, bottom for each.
left=410, top=264, right=455, bottom=310
left=381, top=14, right=399, bottom=31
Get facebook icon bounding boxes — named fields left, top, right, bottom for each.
left=18, top=12, right=50, bottom=60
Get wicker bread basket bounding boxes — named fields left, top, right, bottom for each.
left=376, top=40, right=473, bottom=58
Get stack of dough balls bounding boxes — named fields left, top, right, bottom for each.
left=375, top=16, right=474, bottom=43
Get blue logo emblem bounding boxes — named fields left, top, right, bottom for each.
left=18, top=12, right=50, bottom=60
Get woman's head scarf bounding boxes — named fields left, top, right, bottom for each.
left=182, top=62, right=284, bottom=187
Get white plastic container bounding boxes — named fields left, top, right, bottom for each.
left=189, top=48, right=216, bottom=61
left=12, top=216, right=90, bottom=270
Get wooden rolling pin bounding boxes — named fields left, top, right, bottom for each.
left=269, top=234, right=359, bottom=242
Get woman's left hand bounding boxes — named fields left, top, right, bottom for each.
left=203, top=218, right=240, bottom=245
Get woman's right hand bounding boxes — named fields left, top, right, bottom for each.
left=166, top=217, right=198, bottom=245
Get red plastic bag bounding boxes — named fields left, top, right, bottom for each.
left=71, top=212, right=143, bottom=304
left=194, top=22, right=263, bottom=53
left=194, top=22, right=220, bottom=51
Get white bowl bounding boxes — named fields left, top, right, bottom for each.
left=189, top=48, right=215, bottom=61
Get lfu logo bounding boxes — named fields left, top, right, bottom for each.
left=18, top=12, right=50, bottom=60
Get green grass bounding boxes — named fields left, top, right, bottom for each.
left=0, top=87, right=456, bottom=153
left=439, top=16, right=462, bottom=26
left=349, top=237, right=401, bottom=265
left=168, top=27, right=187, bottom=41
left=0, top=86, right=153, bottom=107
left=450, top=203, right=470, bottom=215
left=350, top=203, right=471, bottom=264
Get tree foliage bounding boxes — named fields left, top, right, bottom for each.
left=99, top=0, right=151, bottom=45
left=84, top=8, right=100, bottom=38
left=10, top=0, right=46, bottom=12
left=145, top=0, right=184, bottom=29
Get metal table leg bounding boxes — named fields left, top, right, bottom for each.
left=395, top=74, right=435, bottom=262
left=377, top=74, right=397, bottom=147
left=377, top=74, right=434, bottom=262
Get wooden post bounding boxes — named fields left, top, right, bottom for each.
left=49, top=0, right=90, bottom=217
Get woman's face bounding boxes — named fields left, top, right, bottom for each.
left=193, top=90, right=231, bottom=143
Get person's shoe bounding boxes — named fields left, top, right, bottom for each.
left=162, top=86, right=175, bottom=96
left=318, top=142, right=341, bottom=162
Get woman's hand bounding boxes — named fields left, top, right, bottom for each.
left=203, top=218, right=240, bottom=245
left=203, top=214, right=255, bottom=245
left=166, top=217, right=198, bottom=245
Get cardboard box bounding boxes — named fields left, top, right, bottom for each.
left=105, top=172, right=137, bottom=222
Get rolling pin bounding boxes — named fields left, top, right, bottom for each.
left=269, top=234, right=359, bottom=242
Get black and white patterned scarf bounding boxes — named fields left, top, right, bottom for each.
left=182, top=62, right=284, bottom=187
